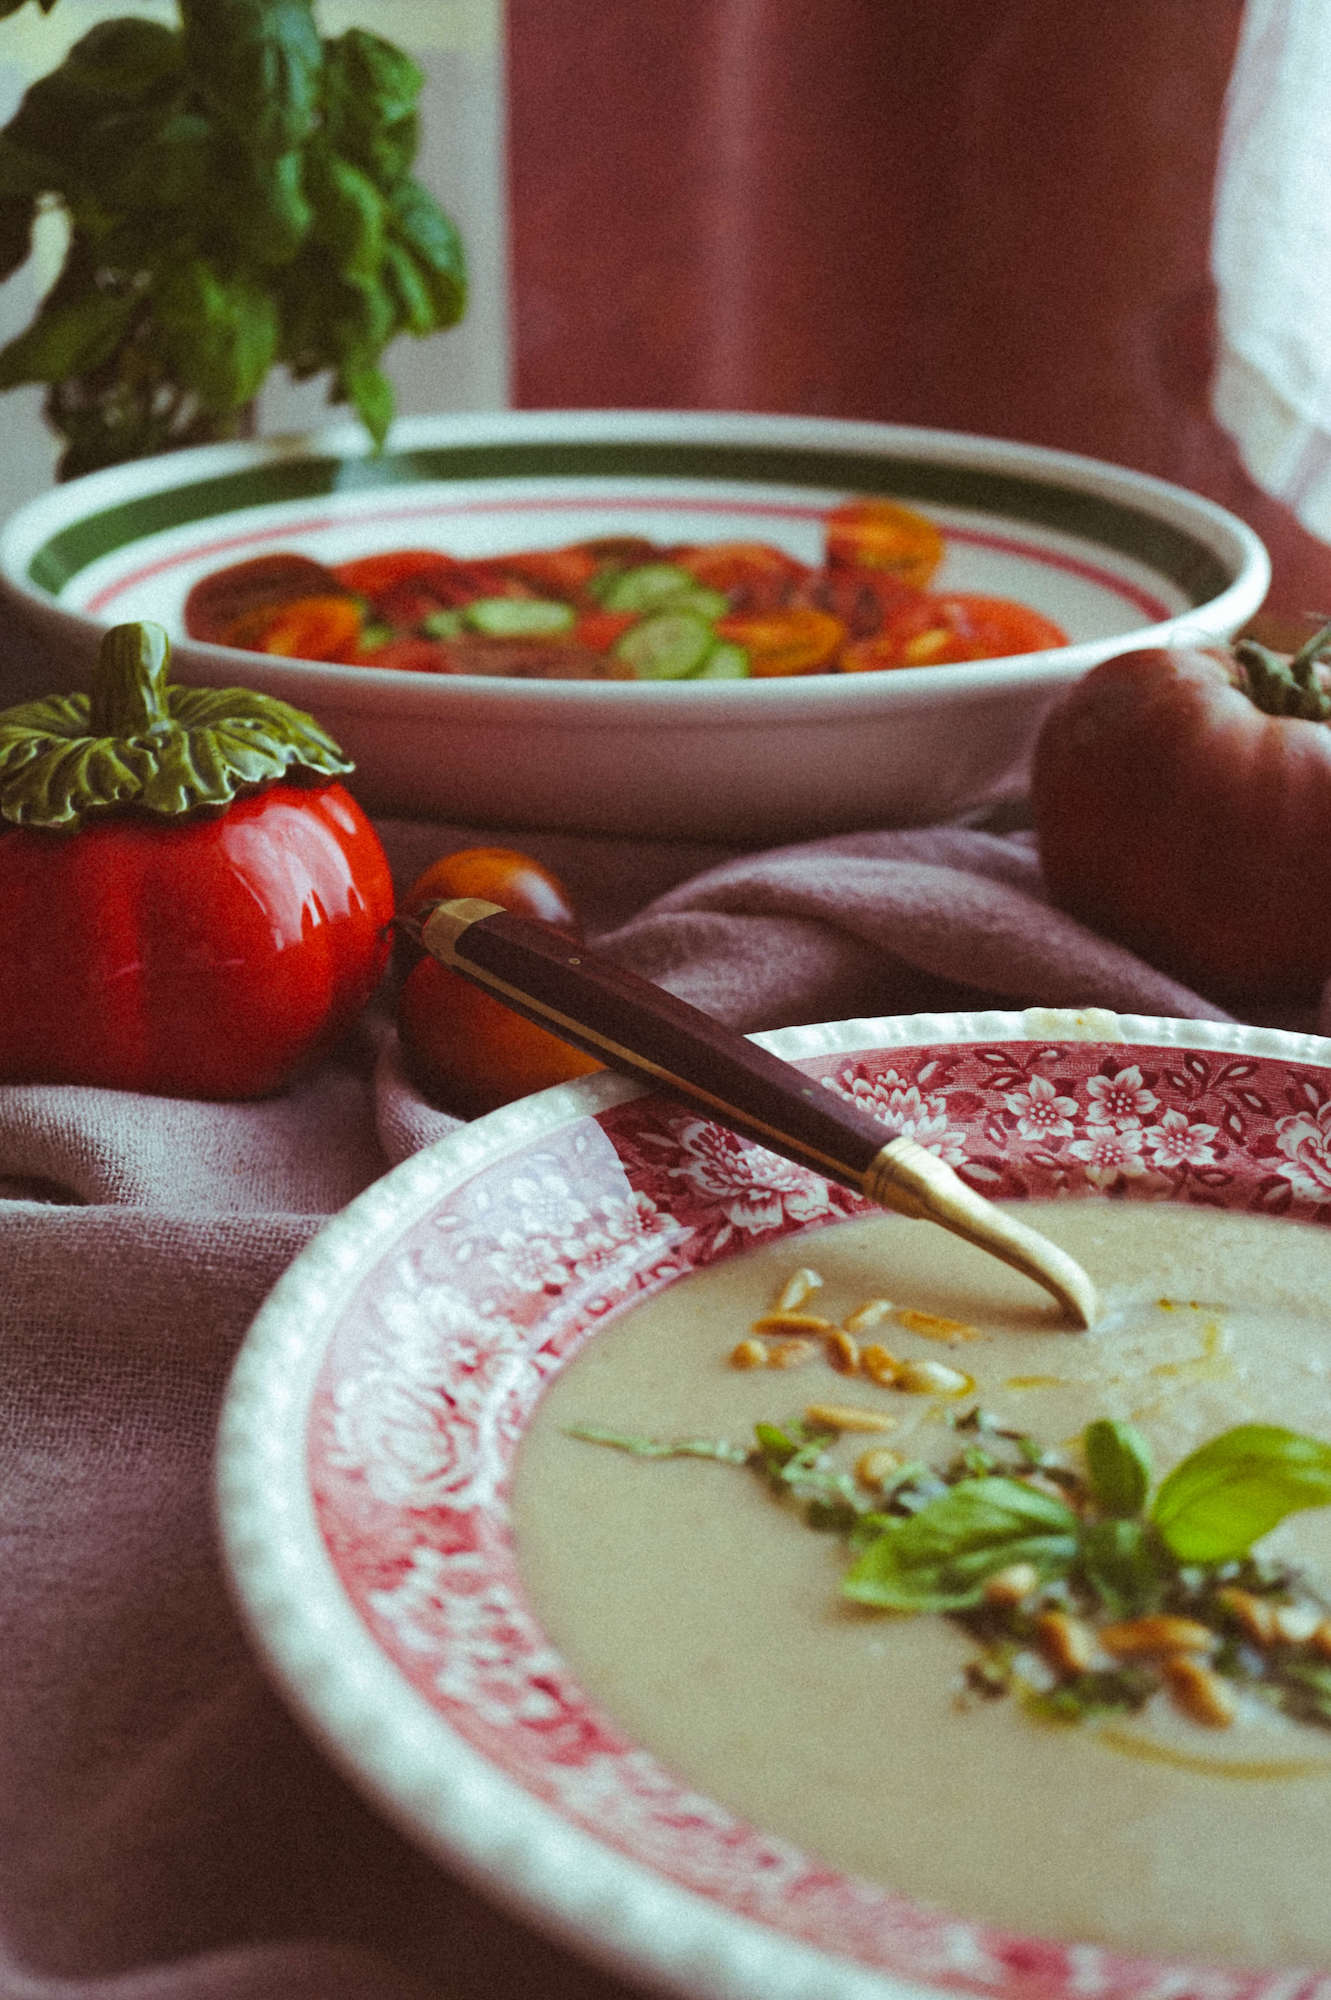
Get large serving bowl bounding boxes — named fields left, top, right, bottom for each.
left=0, top=412, right=1268, bottom=841
left=218, top=1007, right=1331, bottom=2000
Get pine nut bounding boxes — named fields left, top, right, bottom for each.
left=752, top=1310, right=837, bottom=1336
left=1099, top=1616, right=1216, bottom=1658
left=893, top=1358, right=974, bottom=1396
left=1162, top=1655, right=1236, bottom=1728
left=895, top=1308, right=983, bottom=1343
left=729, top=1337, right=768, bottom=1369
left=805, top=1402, right=899, bottom=1434
left=826, top=1328, right=861, bottom=1374
left=775, top=1267, right=824, bottom=1312
left=983, top=1562, right=1040, bottom=1606
left=1215, top=1587, right=1280, bottom=1646
left=844, top=1297, right=893, bottom=1333
left=1035, top=1610, right=1096, bottom=1676
left=767, top=1337, right=818, bottom=1369
left=861, top=1344, right=901, bottom=1386
left=855, top=1445, right=903, bottom=1488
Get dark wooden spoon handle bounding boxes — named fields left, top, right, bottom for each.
left=415, top=896, right=1097, bottom=1327
left=422, top=897, right=894, bottom=1189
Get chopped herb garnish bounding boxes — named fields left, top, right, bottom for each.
left=569, top=1409, right=1331, bottom=1735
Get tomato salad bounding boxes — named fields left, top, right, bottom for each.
left=183, top=499, right=1068, bottom=681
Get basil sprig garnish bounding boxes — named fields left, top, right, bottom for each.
left=843, top=1479, right=1080, bottom=1612
left=573, top=1409, right=1331, bottom=1733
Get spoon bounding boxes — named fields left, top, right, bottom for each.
left=407, top=897, right=1098, bottom=1329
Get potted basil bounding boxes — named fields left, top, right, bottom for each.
left=0, top=0, right=467, bottom=476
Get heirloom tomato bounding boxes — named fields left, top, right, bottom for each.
left=0, top=622, right=393, bottom=1098
left=398, top=847, right=602, bottom=1115
left=1031, top=628, right=1331, bottom=1006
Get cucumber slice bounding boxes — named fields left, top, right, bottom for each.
left=695, top=641, right=750, bottom=679
left=463, top=596, right=576, bottom=637
left=597, top=563, right=726, bottom=619
left=420, top=608, right=465, bottom=638
left=613, top=609, right=718, bottom=680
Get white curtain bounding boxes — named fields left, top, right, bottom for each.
left=1212, top=0, right=1331, bottom=541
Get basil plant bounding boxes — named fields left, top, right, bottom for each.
left=0, top=0, right=467, bottom=475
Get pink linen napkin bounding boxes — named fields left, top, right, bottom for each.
left=0, top=817, right=1257, bottom=2000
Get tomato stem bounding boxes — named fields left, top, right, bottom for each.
left=1234, top=617, right=1331, bottom=720
left=88, top=621, right=174, bottom=736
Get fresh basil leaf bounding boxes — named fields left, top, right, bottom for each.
left=0, top=195, right=36, bottom=283
left=842, top=1475, right=1080, bottom=1612
left=0, top=282, right=135, bottom=390
left=225, top=148, right=312, bottom=265
left=1077, top=1517, right=1165, bottom=1617
left=382, top=237, right=438, bottom=336
left=104, top=110, right=214, bottom=212
left=156, top=260, right=279, bottom=408
left=338, top=356, right=395, bottom=449
left=181, top=0, right=322, bottom=157
left=1083, top=1418, right=1152, bottom=1517
left=323, top=30, right=423, bottom=186
left=308, top=150, right=386, bottom=284
left=1151, top=1424, right=1331, bottom=1564
left=388, top=178, right=467, bottom=326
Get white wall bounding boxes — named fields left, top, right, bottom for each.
left=0, top=0, right=510, bottom=517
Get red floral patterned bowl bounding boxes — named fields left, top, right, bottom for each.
left=216, top=1009, right=1331, bottom=2000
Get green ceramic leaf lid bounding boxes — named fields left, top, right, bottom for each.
left=0, top=620, right=353, bottom=829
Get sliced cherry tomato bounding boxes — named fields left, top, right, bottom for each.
left=397, top=847, right=603, bottom=1115
left=183, top=554, right=348, bottom=643
left=350, top=636, right=456, bottom=673
left=791, top=565, right=924, bottom=640
left=332, top=550, right=459, bottom=597
left=482, top=542, right=605, bottom=600
left=671, top=541, right=811, bottom=613
left=824, top=499, right=945, bottom=588
left=840, top=593, right=1069, bottom=670
left=714, top=607, right=846, bottom=677
left=223, top=594, right=364, bottom=661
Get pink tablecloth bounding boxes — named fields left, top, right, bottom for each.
left=0, top=816, right=1267, bottom=2000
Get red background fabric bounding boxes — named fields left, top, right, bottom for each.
left=507, top=0, right=1331, bottom=621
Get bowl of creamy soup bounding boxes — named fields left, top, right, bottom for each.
left=217, top=1009, right=1331, bottom=2000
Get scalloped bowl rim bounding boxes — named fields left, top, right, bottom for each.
left=217, top=1007, right=1329, bottom=2000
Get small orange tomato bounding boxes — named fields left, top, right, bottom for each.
left=397, top=847, right=603, bottom=1115
left=824, top=499, right=945, bottom=589
left=224, top=594, right=364, bottom=661
left=715, top=607, right=846, bottom=676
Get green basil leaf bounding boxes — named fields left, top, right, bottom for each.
left=1151, top=1424, right=1331, bottom=1563
left=104, top=111, right=213, bottom=213
left=0, top=134, right=56, bottom=203
left=0, top=282, right=135, bottom=390
left=307, top=149, right=385, bottom=284
left=225, top=149, right=312, bottom=265
left=156, top=260, right=279, bottom=408
left=180, top=0, right=322, bottom=157
left=0, top=195, right=36, bottom=283
left=338, top=357, right=394, bottom=449
left=1077, top=1516, right=1165, bottom=1617
left=842, top=1475, right=1080, bottom=1612
left=322, top=30, right=423, bottom=185
left=381, top=238, right=437, bottom=336
left=388, top=178, right=467, bottom=326
left=1083, top=1418, right=1152, bottom=1517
